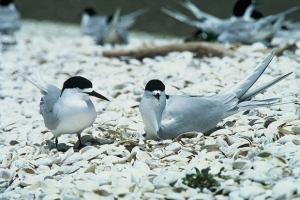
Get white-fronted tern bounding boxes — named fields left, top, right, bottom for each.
left=139, top=49, right=292, bottom=140
left=0, top=0, right=21, bottom=44
left=162, top=0, right=300, bottom=44
left=14, top=72, right=110, bottom=149
left=81, top=7, right=148, bottom=45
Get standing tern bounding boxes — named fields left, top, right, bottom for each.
left=81, top=7, right=148, bottom=45
left=0, top=0, right=21, bottom=44
left=14, top=72, right=110, bottom=149
left=139, top=49, right=292, bottom=140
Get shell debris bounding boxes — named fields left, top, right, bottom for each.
left=0, top=20, right=300, bottom=199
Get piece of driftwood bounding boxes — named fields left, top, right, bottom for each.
left=102, top=42, right=235, bottom=59
left=256, top=43, right=297, bottom=56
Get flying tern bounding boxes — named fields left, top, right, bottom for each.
left=139, top=49, right=292, bottom=140
left=81, top=7, right=148, bottom=45
left=14, top=71, right=110, bottom=149
left=0, top=0, right=21, bottom=44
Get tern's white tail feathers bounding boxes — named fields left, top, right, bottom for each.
left=161, top=8, right=209, bottom=30
left=240, top=72, right=292, bottom=101
left=177, top=0, right=221, bottom=23
left=12, top=68, right=47, bottom=94
left=223, top=48, right=276, bottom=99
left=273, top=5, right=300, bottom=19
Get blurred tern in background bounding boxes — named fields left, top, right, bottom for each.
left=81, top=7, right=148, bottom=45
left=139, top=49, right=292, bottom=140
left=14, top=71, right=110, bottom=149
left=162, top=0, right=300, bottom=44
left=0, top=0, right=21, bottom=45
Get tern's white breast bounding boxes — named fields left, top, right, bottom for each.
left=51, top=94, right=97, bottom=136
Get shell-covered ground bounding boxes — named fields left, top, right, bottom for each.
left=1, top=20, right=300, bottom=199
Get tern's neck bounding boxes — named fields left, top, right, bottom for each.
left=61, top=89, right=90, bottom=102
left=139, top=91, right=166, bottom=140
left=243, top=5, right=254, bottom=21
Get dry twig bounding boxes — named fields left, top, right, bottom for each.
left=102, top=42, right=235, bottom=59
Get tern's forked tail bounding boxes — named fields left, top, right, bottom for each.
left=12, top=68, right=48, bottom=94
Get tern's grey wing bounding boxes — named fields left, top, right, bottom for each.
left=159, top=95, right=226, bottom=139
left=40, top=84, right=61, bottom=130
left=121, top=8, right=148, bottom=29
left=217, top=20, right=259, bottom=43
left=0, top=6, right=20, bottom=33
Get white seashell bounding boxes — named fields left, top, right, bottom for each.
left=42, top=194, right=61, bottom=200
left=152, top=171, right=180, bottom=188
left=138, top=180, right=155, bottom=192
left=106, top=146, right=125, bottom=156
left=272, top=179, right=297, bottom=199
left=239, top=185, right=265, bottom=199
left=61, top=147, right=75, bottom=162
left=223, top=185, right=239, bottom=195
left=292, top=127, right=300, bottom=134
left=83, top=191, right=107, bottom=200
left=145, top=159, right=165, bottom=169
left=186, top=193, right=212, bottom=200
left=242, top=169, right=270, bottom=183
left=41, top=179, right=60, bottom=194
left=81, top=147, right=103, bottom=161
left=277, top=135, right=300, bottom=144
left=62, top=154, right=83, bottom=166
left=232, top=159, right=252, bottom=170
left=210, top=129, right=232, bottom=137
left=112, top=187, right=130, bottom=198
left=0, top=169, right=11, bottom=184
left=142, top=193, right=165, bottom=199
left=252, top=160, right=272, bottom=173
left=165, top=142, right=181, bottom=152
left=133, top=149, right=151, bottom=162
left=74, top=180, right=99, bottom=192
left=0, top=117, right=16, bottom=130
left=33, top=157, right=53, bottom=166
left=62, top=166, right=80, bottom=174
left=233, top=125, right=252, bottom=133
left=100, top=156, right=122, bottom=164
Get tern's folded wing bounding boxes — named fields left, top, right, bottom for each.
left=159, top=95, right=225, bottom=139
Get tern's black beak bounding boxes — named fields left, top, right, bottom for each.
left=154, top=93, right=160, bottom=101
left=87, top=90, right=110, bottom=101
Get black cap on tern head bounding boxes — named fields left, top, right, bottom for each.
left=61, top=76, right=110, bottom=101
left=83, top=8, right=97, bottom=16
left=0, top=0, right=13, bottom=6
left=233, top=0, right=252, bottom=17
left=145, top=79, right=165, bottom=92
left=233, top=0, right=263, bottom=19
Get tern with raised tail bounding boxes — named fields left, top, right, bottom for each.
left=81, top=7, right=148, bottom=45
left=162, top=0, right=300, bottom=44
left=14, top=72, right=110, bottom=149
left=139, top=49, right=292, bottom=140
